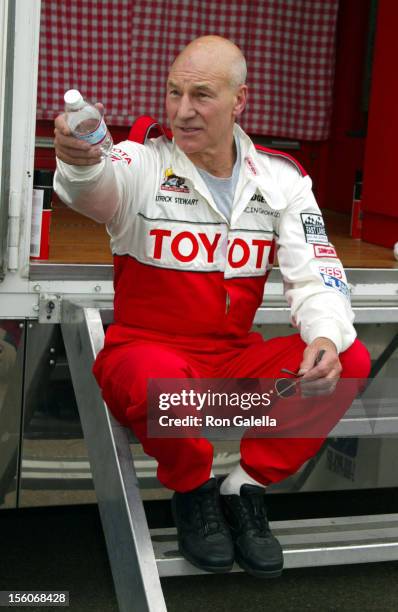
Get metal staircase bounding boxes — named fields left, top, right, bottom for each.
left=60, top=295, right=398, bottom=612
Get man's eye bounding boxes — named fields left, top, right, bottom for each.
left=169, top=90, right=180, bottom=97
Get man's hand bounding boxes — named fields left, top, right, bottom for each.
left=54, top=105, right=104, bottom=166
left=297, top=337, right=342, bottom=397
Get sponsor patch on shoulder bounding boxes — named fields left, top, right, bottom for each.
left=301, top=213, right=328, bottom=245
left=320, top=273, right=350, bottom=299
left=111, top=148, right=133, bottom=165
left=313, top=244, right=338, bottom=258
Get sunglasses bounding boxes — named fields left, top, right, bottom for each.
left=274, top=370, right=303, bottom=398
left=275, top=350, right=326, bottom=398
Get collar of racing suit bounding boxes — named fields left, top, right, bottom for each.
left=168, top=123, right=288, bottom=223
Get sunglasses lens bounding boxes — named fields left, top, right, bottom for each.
left=275, top=378, right=297, bottom=398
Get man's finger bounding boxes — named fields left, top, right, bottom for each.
left=55, top=153, right=103, bottom=166
left=297, top=349, right=318, bottom=376
left=54, top=126, right=103, bottom=165
left=300, top=377, right=338, bottom=392
left=57, top=141, right=102, bottom=158
left=300, top=358, right=340, bottom=381
left=301, top=383, right=338, bottom=397
left=54, top=128, right=92, bottom=151
left=54, top=114, right=72, bottom=136
left=54, top=142, right=103, bottom=165
left=300, top=380, right=338, bottom=397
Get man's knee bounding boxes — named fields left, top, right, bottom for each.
left=128, top=343, right=194, bottom=378
left=340, top=338, right=371, bottom=379
left=94, top=342, right=197, bottom=414
left=126, top=344, right=197, bottom=408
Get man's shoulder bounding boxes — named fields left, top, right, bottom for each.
left=254, top=144, right=308, bottom=179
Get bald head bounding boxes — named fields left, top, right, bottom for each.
left=166, top=35, right=248, bottom=172
left=170, top=35, right=247, bottom=89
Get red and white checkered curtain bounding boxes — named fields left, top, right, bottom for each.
left=37, top=0, right=339, bottom=140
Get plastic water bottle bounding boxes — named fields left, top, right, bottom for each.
left=64, top=89, right=113, bottom=156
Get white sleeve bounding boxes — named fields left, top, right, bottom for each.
left=276, top=166, right=356, bottom=354
left=53, top=140, right=150, bottom=225
left=54, top=157, right=119, bottom=223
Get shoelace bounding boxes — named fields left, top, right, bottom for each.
left=236, top=494, right=269, bottom=536
left=193, top=490, right=225, bottom=537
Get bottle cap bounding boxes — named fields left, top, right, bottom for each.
left=64, top=89, right=84, bottom=110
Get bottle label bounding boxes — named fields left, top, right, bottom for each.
left=75, top=117, right=107, bottom=145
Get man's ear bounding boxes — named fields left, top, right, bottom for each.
left=233, top=84, right=248, bottom=118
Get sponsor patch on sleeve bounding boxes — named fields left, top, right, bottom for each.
left=320, top=273, right=350, bottom=299
left=111, top=148, right=133, bottom=165
left=313, top=244, right=338, bottom=258
left=301, top=213, right=328, bottom=245
left=318, top=266, right=343, bottom=279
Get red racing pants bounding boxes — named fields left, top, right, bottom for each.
left=93, top=325, right=371, bottom=492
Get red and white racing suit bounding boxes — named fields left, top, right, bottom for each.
left=55, top=120, right=371, bottom=492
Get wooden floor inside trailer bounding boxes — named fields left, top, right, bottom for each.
left=41, top=201, right=398, bottom=268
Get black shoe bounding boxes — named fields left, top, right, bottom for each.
left=221, top=484, right=284, bottom=578
left=171, top=478, right=234, bottom=573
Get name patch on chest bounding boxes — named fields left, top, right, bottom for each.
left=156, top=194, right=198, bottom=206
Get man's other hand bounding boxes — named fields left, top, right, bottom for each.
left=54, top=107, right=103, bottom=166
left=297, top=337, right=342, bottom=396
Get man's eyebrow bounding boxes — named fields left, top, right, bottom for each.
left=193, top=82, right=212, bottom=88
left=166, top=81, right=214, bottom=91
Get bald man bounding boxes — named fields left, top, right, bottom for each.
left=54, top=36, right=370, bottom=577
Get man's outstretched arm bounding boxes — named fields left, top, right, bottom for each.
left=53, top=110, right=120, bottom=223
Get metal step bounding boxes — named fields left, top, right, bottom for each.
left=153, top=513, right=398, bottom=576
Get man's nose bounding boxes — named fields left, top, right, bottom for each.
left=176, top=94, right=196, bottom=119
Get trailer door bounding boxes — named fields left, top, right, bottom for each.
left=0, top=0, right=15, bottom=279
left=0, top=0, right=41, bottom=280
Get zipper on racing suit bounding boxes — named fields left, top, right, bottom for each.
left=225, top=291, right=230, bottom=314
left=188, top=180, right=233, bottom=317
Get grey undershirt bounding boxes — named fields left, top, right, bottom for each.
left=196, top=138, right=241, bottom=222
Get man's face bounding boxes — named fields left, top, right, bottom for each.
left=166, top=53, right=245, bottom=162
